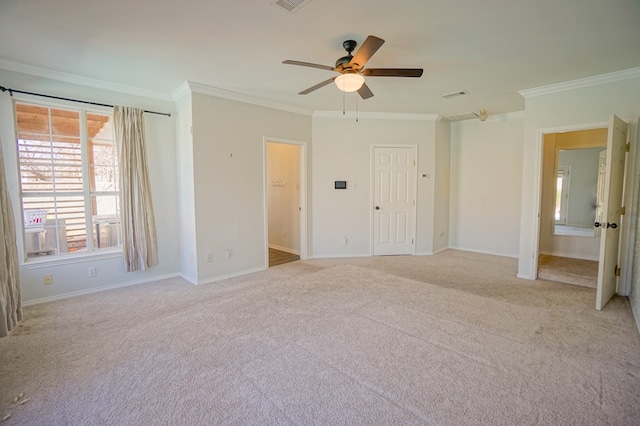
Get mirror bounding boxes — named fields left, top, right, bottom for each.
left=554, top=147, right=605, bottom=237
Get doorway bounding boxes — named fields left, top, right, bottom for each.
left=537, top=128, right=607, bottom=287
left=535, top=116, right=631, bottom=311
left=264, top=137, right=307, bottom=267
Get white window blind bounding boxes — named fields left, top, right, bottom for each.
left=15, top=102, right=121, bottom=258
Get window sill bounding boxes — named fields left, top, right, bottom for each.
left=21, top=249, right=123, bottom=270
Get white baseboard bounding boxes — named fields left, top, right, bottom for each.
left=448, top=246, right=519, bottom=259
left=22, top=272, right=182, bottom=307
left=197, top=266, right=267, bottom=286
left=415, top=247, right=448, bottom=256
left=311, top=253, right=371, bottom=259
left=631, top=299, right=640, bottom=336
left=179, top=273, right=197, bottom=286
left=517, top=273, right=536, bottom=280
left=539, top=250, right=599, bottom=261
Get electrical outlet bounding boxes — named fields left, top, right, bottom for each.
left=88, top=267, right=97, bottom=278
left=226, top=249, right=232, bottom=259
left=341, top=236, right=348, bottom=245
left=206, top=253, right=213, bottom=263
left=43, top=274, right=53, bottom=285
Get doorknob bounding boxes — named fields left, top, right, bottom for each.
left=607, top=222, right=618, bottom=229
left=375, top=206, right=380, bottom=210
left=594, top=222, right=602, bottom=227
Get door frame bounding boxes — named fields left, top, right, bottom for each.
left=263, top=136, right=308, bottom=267
left=617, top=118, right=639, bottom=297
left=370, top=144, right=418, bottom=256
left=532, top=119, right=637, bottom=297
left=532, top=121, right=608, bottom=278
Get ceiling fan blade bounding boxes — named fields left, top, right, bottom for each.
left=349, top=35, right=385, bottom=70
left=283, top=60, right=336, bottom=72
left=299, top=77, right=337, bottom=95
left=357, top=82, right=374, bottom=100
left=362, top=68, right=424, bottom=77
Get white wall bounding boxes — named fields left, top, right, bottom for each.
left=173, top=90, right=198, bottom=283
left=311, top=113, right=439, bottom=257
left=190, top=90, right=311, bottom=283
left=267, top=142, right=300, bottom=254
left=433, top=119, right=451, bottom=253
left=0, top=68, right=180, bottom=304
left=518, top=71, right=640, bottom=279
left=517, top=69, right=640, bottom=333
left=449, top=115, right=525, bottom=257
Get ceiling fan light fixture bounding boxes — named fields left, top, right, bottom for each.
left=334, top=73, right=365, bottom=92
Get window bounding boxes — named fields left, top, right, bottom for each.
left=554, top=166, right=570, bottom=224
left=15, top=101, right=120, bottom=258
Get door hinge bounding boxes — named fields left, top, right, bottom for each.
left=615, top=265, right=621, bottom=277
left=626, top=143, right=630, bottom=152
left=413, top=160, right=416, bottom=167
left=412, top=238, right=414, bottom=245
left=620, top=206, right=625, bottom=215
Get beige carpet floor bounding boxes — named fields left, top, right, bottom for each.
left=538, top=254, right=598, bottom=288
left=1, top=250, right=639, bottom=425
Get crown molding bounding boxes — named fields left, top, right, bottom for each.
left=185, top=81, right=313, bottom=116
left=0, top=58, right=174, bottom=101
left=171, top=81, right=191, bottom=101
left=445, top=110, right=525, bottom=123
left=519, top=67, right=640, bottom=98
left=488, top=111, right=525, bottom=121
left=313, top=111, right=441, bottom=121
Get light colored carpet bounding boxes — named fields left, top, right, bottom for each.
left=1, top=250, right=639, bottom=425
left=538, top=254, right=598, bottom=288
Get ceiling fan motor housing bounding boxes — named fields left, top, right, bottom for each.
left=336, top=40, right=357, bottom=71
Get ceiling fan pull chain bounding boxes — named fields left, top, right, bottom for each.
left=356, top=94, right=359, bottom=123
left=342, top=88, right=346, bottom=115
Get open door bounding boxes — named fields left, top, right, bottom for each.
left=596, top=115, right=628, bottom=310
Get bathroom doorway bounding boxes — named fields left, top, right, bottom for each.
left=264, top=137, right=307, bottom=267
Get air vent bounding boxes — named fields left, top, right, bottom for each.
left=273, top=0, right=312, bottom=13
left=442, top=90, right=468, bottom=99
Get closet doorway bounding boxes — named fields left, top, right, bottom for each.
left=264, top=138, right=307, bottom=267
left=537, top=127, right=607, bottom=288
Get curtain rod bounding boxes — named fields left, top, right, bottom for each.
left=0, top=85, right=171, bottom=117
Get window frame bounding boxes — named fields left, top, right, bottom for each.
left=13, top=98, right=122, bottom=265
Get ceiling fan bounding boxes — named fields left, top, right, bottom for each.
left=283, top=35, right=423, bottom=99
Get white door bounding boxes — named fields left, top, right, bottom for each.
left=596, top=115, right=628, bottom=310
left=373, top=146, right=417, bottom=255
left=594, top=150, right=606, bottom=238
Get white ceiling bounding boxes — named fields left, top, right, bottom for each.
left=1, top=0, right=639, bottom=116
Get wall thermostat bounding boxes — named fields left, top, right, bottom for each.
left=334, top=181, right=347, bottom=189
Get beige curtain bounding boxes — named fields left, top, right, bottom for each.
left=114, top=106, right=159, bottom=272
left=0, top=137, right=22, bottom=337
